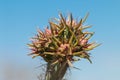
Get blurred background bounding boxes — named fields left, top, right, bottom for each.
left=0, top=0, right=120, bottom=80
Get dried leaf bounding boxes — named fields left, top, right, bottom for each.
left=67, top=59, right=73, bottom=67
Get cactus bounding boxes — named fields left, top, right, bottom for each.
left=28, top=13, right=100, bottom=80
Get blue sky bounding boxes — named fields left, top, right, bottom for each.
left=0, top=0, right=120, bottom=80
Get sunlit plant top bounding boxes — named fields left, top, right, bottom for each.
left=28, top=13, right=100, bottom=67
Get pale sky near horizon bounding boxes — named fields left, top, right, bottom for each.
left=0, top=0, right=120, bottom=80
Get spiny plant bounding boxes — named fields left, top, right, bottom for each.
left=28, top=13, right=100, bottom=80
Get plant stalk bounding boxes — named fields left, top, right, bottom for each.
left=45, top=61, right=68, bottom=80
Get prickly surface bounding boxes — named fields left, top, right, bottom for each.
left=28, top=13, right=100, bottom=67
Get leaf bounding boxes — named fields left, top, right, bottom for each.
left=68, top=13, right=73, bottom=27
left=75, top=19, right=82, bottom=30
left=69, top=31, right=74, bottom=44
left=85, top=56, right=92, bottom=63
left=73, top=66, right=81, bottom=70
left=67, top=59, right=73, bottom=67
left=82, top=12, right=89, bottom=23
left=68, top=28, right=78, bottom=46
left=37, top=29, right=43, bottom=35
left=57, top=52, right=65, bottom=57
left=27, top=44, right=34, bottom=47
left=85, top=43, right=101, bottom=51
left=68, top=47, right=72, bottom=55
left=58, top=27, right=65, bottom=35
left=73, top=51, right=84, bottom=56
left=49, top=23, right=54, bottom=34
left=44, top=52, right=55, bottom=55
left=52, top=36, right=61, bottom=44
left=51, top=38, right=59, bottom=49
left=59, top=13, right=66, bottom=26
left=73, top=34, right=78, bottom=46
left=87, top=34, right=94, bottom=40
left=73, top=40, right=78, bottom=46
left=51, top=60, right=59, bottom=65
left=81, top=25, right=92, bottom=30
left=49, top=22, right=60, bottom=29
left=32, top=54, right=40, bottom=59
left=83, top=32, right=94, bottom=35
left=83, top=32, right=94, bottom=39
left=50, top=17, right=60, bottom=23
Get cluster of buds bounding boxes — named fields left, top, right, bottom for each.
left=28, top=13, right=100, bottom=67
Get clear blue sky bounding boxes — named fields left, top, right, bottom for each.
left=0, top=0, right=120, bottom=80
